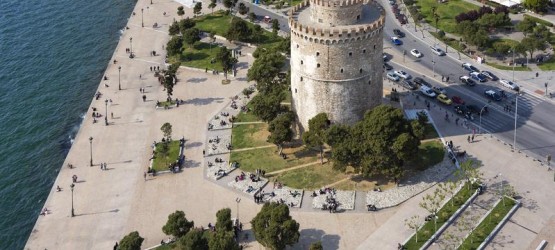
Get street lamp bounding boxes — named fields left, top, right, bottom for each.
left=129, top=37, right=133, bottom=58
left=141, top=8, right=144, bottom=28
left=509, top=49, right=515, bottom=82
left=118, top=66, right=121, bottom=90
left=70, top=183, right=75, bottom=217
left=105, top=99, right=109, bottom=126
left=89, top=136, right=93, bottom=166
left=513, top=94, right=518, bottom=151
left=545, top=82, right=549, bottom=97
left=432, top=51, right=436, bottom=77
left=235, top=198, right=241, bottom=223
left=498, top=173, right=505, bottom=206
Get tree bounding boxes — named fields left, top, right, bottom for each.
left=302, top=113, right=329, bottom=164
left=419, top=187, right=446, bottom=233
left=250, top=91, right=285, bottom=122
left=478, top=13, right=511, bottom=30
left=249, top=12, right=257, bottom=22
left=119, top=231, right=144, bottom=250
left=162, top=210, right=195, bottom=238
left=456, top=160, right=483, bottom=189
left=169, top=21, right=180, bottom=35
left=438, top=181, right=458, bottom=206
left=225, top=17, right=251, bottom=42
left=247, top=49, right=286, bottom=93
left=166, top=36, right=183, bottom=56
left=238, top=3, right=249, bottom=15
left=208, top=0, right=217, bottom=14
left=223, top=0, right=234, bottom=13
left=183, top=28, right=201, bottom=48
left=516, top=17, right=537, bottom=37
left=404, top=215, right=422, bottom=243
left=242, top=87, right=254, bottom=98
left=522, top=0, right=549, bottom=13
left=161, top=122, right=173, bottom=141
left=216, top=46, right=238, bottom=80
left=521, top=37, right=546, bottom=60
left=193, top=2, right=202, bottom=17
left=179, top=18, right=196, bottom=34
left=177, top=6, right=185, bottom=18
left=178, top=228, right=208, bottom=250
left=215, top=208, right=233, bottom=232
left=309, top=241, right=323, bottom=250
left=209, top=208, right=240, bottom=250
left=268, top=112, right=294, bottom=155
left=251, top=202, right=300, bottom=250
left=271, top=19, right=280, bottom=35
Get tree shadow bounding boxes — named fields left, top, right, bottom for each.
left=185, top=141, right=203, bottom=149
left=182, top=97, right=224, bottom=106
left=236, top=62, right=249, bottom=70
left=74, top=208, right=120, bottom=217
left=186, top=77, right=207, bottom=83
left=184, top=159, right=201, bottom=168
left=298, top=228, right=341, bottom=250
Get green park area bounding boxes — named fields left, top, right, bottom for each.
left=230, top=145, right=319, bottom=173
left=414, top=0, right=479, bottom=33
left=152, top=140, right=181, bottom=172
left=459, top=197, right=517, bottom=249
left=539, top=56, right=555, bottom=70
left=231, top=123, right=271, bottom=149
left=171, top=42, right=224, bottom=71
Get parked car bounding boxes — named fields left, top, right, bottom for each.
left=394, top=70, right=412, bottom=79
left=454, top=105, right=474, bottom=120
left=470, top=72, right=487, bottom=82
left=383, top=53, right=389, bottom=62
left=420, top=85, right=437, bottom=98
left=387, top=72, right=400, bottom=81
left=410, top=49, right=423, bottom=58
left=383, top=62, right=393, bottom=70
left=459, top=76, right=476, bottom=86
left=413, top=77, right=431, bottom=87
left=462, top=63, right=479, bottom=72
left=393, top=29, right=405, bottom=38
left=401, top=79, right=417, bottom=90
left=451, top=96, right=465, bottom=105
left=437, top=94, right=452, bottom=105
left=484, top=89, right=502, bottom=101
left=430, top=46, right=446, bottom=56
left=398, top=14, right=407, bottom=24
left=432, top=86, right=447, bottom=95
left=480, top=71, right=498, bottom=81
left=391, top=36, right=402, bottom=45
left=499, top=79, right=520, bottom=91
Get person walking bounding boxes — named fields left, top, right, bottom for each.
left=467, top=136, right=471, bottom=143
left=471, top=134, right=475, bottom=142
left=144, top=172, right=147, bottom=181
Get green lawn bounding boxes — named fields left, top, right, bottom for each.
left=273, top=163, right=349, bottom=189
left=152, top=140, right=181, bottom=172
left=539, top=56, right=555, bottom=71
left=485, top=62, right=532, bottom=71
left=234, top=102, right=261, bottom=122
left=231, top=146, right=319, bottom=173
left=417, top=140, right=445, bottom=170
left=415, top=0, right=479, bottom=34
left=169, top=42, right=224, bottom=71
left=231, top=123, right=271, bottom=149
left=404, top=182, right=478, bottom=250
left=459, top=197, right=517, bottom=249
left=155, top=243, right=175, bottom=250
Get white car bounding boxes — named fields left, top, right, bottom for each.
left=430, top=46, right=446, bottom=56
left=394, top=70, right=412, bottom=79
left=420, top=85, right=437, bottom=98
left=410, top=49, right=423, bottom=58
left=499, top=79, right=520, bottom=91
left=387, top=72, right=400, bottom=81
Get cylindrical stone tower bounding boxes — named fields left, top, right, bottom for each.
left=289, top=0, right=385, bottom=130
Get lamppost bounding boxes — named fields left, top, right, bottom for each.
left=141, top=8, right=144, bottom=27
left=498, top=173, right=505, bottom=206
left=432, top=50, right=436, bottom=77
left=89, top=136, right=93, bottom=166
left=513, top=94, right=518, bottom=151
left=105, top=99, right=109, bottom=126
left=235, top=198, right=241, bottom=223
left=546, top=82, right=549, bottom=97
left=70, top=183, right=75, bottom=217
left=129, top=37, right=133, bottom=58
left=479, top=104, right=489, bottom=134
left=118, top=66, right=121, bottom=90
left=403, top=50, right=406, bottom=63
left=509, top=49, right=515, bottom=82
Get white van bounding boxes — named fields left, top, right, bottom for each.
left=420, top=85, right=437, bottom=98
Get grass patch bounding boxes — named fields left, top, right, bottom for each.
left=155, top=243, right=176, bottom=250
left=157, top=100, right=176, bottom=107
left=404, top=182, right=479, bottom=250
left=169, top=42, right=224, bottom=71
left=523, top=14, right=554, bottom=27
left=416, top=140, right=445, bottom=170
left=272, top=163, right=350, bottom=189
left=415, top=0, right=479, bottom=34
left=485, top=62, right=532, bottom=71
left=234, top=102, right=261, bottom=122
left=459, top=197, right=517, bottom=249
left=538, top=56, right=555, bottom=71
left=152, top=140, right=181, bottom=172
left=333, top=172, right=397, bottom=191
left=231, top=123, right=271, bottom=149
left=231, top=145, right=319, bottom=173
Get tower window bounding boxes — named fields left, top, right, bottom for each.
left=374, top=45, right=376, bottom=49
left=341, top=69, right=344, bottom=73
left=357, top=15, right=360, bottom=20
left=317, top=63, right=320, bottom=68
left=349, top=52, right=352, bottom=56
left=316, top=52, right=320, bottom=56
left=360, top=69, right=363, bottom=73
left=368, top=80, right=371, bottom=85
left=363, top=49, right=366, bottom=53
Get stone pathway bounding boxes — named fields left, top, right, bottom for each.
left=261, top=187, right=304, bottom=208
left=266, top=160, right=321, bottom=175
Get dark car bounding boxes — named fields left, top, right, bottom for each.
left=467, top=104, right=488, bottom=115
left=484, top=89, right=502, bottom=101
left=480, top=71, right=498, bottom=81
left=383, top=62, right=393, bottom=70
left=401, top=79, right=417, bottom=90
left=393, top=29, right=405, bottom=38
left=454, top=105, right=474, bottom=120
left=451, top=96, right=465, bottom=105
left=398, top=14, right=407, bottom=24
left=462, top=63, right=479, bottom=72
left=459, top=76, right=476, bottom=86
left=413, top=77, right=431, bottom=87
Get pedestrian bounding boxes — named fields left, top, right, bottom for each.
left=202, top=150, right=205, bottom=155
left=446, top=76, right=450, bottom=82
left=139, top=74, right=141, bottom=79
left=150, top=66, right=152, bottom=71
left=111, top=112, right=113, bottom=118
left=157, top=66, right=159, bottom=71
left=144, top=172, right=147, bottom=181
left=114, top=242, right=119, bottom=250
left=72, top=175, right=78, bottom=183
left=467, top=136, right=471, bottom=143
left=100, top=163, right=103, bottom=170
left=441, top=75, right=445, bottom=82
left=142, top=95, right=146, bottom=102
left=536, top=72, right=539, bottom=77
left=471, top=134, right=475, bottom=142
left=455, top=118, right=459, bottom=125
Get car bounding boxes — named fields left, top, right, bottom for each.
left=466, top=104, right=488, bottom=115
left=454, top=105, right=474, bottom=120
left=499, top=79, right=520, bottom=91
left=420, top=86, right=437, bottom=98
left=480, top=71, right=498, bottom=81
left=451, top=96, right=465, bottom=105
left=432, top=86, right=447, bottom=95
left=386, top=72, right=400, bottom=81
left=462, top=63, right=479, bottom=72
left=470, top=72, right=487, bottom=82
left=410, top=49, right=423, bottom=58
left=393, top=29, right=405, bottom=38
left=484, top=89, right=502, bottom=101
left=391, top=36, right=402, bottom=45
left=430, top=46, right=446, bottom=56
left=383, top=62, right=393, bottom=70
left=459, top=76, right=476, bottom=86
left=394, top=70, right=412, bottom=79
left=383, top=53, right=388, bottom=61
left=401, top=79, right=417, bottom=90
left=398, top=14, right=407, bottom=24
left=413, top=77, right=431, bottom=87
left=437, top=94, right=452, bottom=105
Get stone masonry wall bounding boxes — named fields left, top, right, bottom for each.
left=310, top=1, right=363, bottom=25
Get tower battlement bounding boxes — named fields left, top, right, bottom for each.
left=309, top=0, right=364, bottom=8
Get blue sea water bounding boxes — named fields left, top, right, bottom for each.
left=0, top=0, right=135, bottom=248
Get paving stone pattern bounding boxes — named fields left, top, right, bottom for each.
left=206, top=135, right=231, bottom=156
left=227, top=173, right=268, bottom=195
left=312, top=190, right=356, bottom=210
left=206, top=160, right=238, bottom=180
left=262, top=187, right=304, bottom=208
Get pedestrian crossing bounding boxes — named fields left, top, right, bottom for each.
left=475, top=92, right=543, bottom=132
